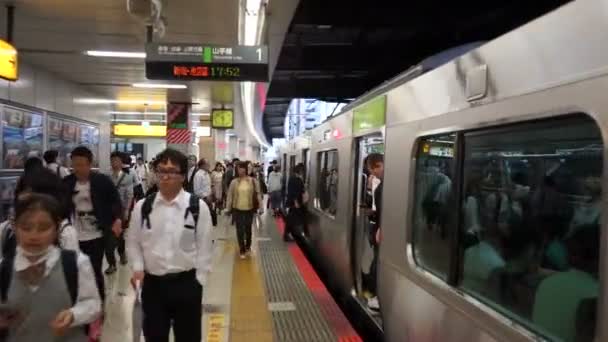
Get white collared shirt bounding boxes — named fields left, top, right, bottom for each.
left=46, top=162, right=70, bottom=179
left=188, top=167, right=211, bottom=199
left=127, top=190, right=213, bottom=286
left=13, top=246, right=101, bottom=327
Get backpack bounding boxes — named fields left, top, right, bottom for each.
left=0, top=249, right=78, bottom=304
left=184, top=169, right=199, bottom=193
left=1, top=226, right=16, bottom=260
left=141, top=192, right=201, bottom=231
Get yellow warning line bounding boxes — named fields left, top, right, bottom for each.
left=229, top=241, right=274, bottom=342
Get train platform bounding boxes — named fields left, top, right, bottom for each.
left=100, top=212, right=361, bottom=342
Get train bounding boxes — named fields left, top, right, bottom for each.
left=277, top=1, right=606, bottom=341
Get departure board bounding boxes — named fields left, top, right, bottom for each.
left=145, top=44, right=269, bottom=82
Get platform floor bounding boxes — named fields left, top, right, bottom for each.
left=100, top=211, right=361, bottom=342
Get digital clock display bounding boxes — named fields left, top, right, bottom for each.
left=145, top=62, right=268, bottom=82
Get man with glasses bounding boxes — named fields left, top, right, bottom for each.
left=128, top=148, right=213, bottom=342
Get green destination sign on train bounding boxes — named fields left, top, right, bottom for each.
left=353, top=95, right=386, bottom=133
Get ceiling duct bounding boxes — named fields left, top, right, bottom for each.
left=126, top=0, right=167, bottom=38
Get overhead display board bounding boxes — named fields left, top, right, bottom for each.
left=211, top=109, right=234, bottom=129
left=353, top=96, right=386, bottom=134
left=145, top=43, right=269, bottom=82
left=114, top=124, right=166, bottom=137
left=0, top=40, right=17, bottom=81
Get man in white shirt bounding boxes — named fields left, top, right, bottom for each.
left=135, top=157, right=148, bottom=192
left=128, top=148, right=213, bottom=342
left=43, top=150, right=70, bottom=179
left=104, top=152, right=136, bottom=275
left=185, top=155, right=211, bottom=200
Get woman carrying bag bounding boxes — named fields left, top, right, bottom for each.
left=226, top=162, right=263, bottom=259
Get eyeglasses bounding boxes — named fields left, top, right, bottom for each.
left=156, top=169, right=183, bottom=178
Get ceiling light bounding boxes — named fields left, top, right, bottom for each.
left=77, top=98, right=166, bottom=105
left=85, top=50, right=146, bottom=58
left=132, top=83, right=187, bottom=89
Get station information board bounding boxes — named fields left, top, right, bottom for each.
left=145, top=43, right=269, bottom=82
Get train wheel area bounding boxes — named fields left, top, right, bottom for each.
left=101, top=210, right=362, bottom=342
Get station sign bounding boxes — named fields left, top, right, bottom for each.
left=145, top=43, right=268, bottom=82
left=0, top=39, right=18, bottom=81
left=114, top=124, right=166, bottom=137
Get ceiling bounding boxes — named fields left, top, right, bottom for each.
left=0, top=0, right=240, bottom=114
left=263, top=0, right=572, bottom=139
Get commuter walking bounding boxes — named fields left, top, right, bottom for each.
left=0, top=193, right=101, bottom=342
left=211, top=162, right=225, bottom=213
left=284, top=163, right=308, bottom=241
left=127, top=148, right=213, bottom=342
left=43, top=150, right=70, bottom=179
left=226, top=161, right=262, bottom=258
left=268, top=165, right=283, bottom=216
left=64, top=146, right=123, bottom=301
left=104, top=152, right=136, bottom=275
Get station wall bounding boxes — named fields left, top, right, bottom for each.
left=0, top=62, right=112, bottom=171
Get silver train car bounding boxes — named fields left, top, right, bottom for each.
left=279, top=1, right=607, bottom=341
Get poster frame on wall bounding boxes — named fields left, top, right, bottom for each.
left=47, top=113, right=100, bottom=168
left=0, top=99, right=100, bottom=171
left=0, top=103, right=46, bottom=171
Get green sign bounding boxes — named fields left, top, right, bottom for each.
left=353, top=96, right=386, bottom=133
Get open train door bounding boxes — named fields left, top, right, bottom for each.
left=351, top=134, right=384, bottom=317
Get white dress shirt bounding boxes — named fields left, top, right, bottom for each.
left=188, top=167, right=211, bottom=199
left=13, top=246, right=101, bottom=327
left=46, top=162, right=70, bottom=179
left=127, top=190, right=213, bottom=286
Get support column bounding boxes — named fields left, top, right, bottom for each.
left=228, top=136, right=238, bottom=160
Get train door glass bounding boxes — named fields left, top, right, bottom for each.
left=282, top=153, right=287, bottom=196
left=303, top=149, right=310, bottom=188
left=352, top=134, right=385, bottom=317
left=289, top=155, right=296, bottom=174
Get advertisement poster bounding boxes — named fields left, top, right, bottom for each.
left=3, top=107, right=44, bottom=169
left=48, top=117, right=99, bottom=168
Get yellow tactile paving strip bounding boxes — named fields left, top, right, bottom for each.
left=229, top=241, right=274, bottom=342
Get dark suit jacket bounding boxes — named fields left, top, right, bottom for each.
left=64, top=172, right=123, bottom=232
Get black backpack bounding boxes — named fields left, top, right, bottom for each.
left=141, top=192, right=201, bottom=231
left=0, top=249, right=78, bottom=304
left=184, top=169, right=199, bottom=193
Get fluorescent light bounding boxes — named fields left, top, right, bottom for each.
left=85, top=50, right=146, bottom=58
left=77, top=98, right=166, bottom=105
left=191, top=113, right=210, bottom=116
left=142, top=121, right=150, bottom=127
left=132, top=83, right=187, bottom=89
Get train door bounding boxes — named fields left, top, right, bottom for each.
left=351, top=134, right=385, bottom=318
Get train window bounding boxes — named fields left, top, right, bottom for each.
left=411, top=134, right=457, bottom=280
left=316, top=150, right=339, bottom=216
left=459, top=114, right=601, bottom=342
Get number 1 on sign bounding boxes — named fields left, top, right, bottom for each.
left=256, top=48, right=262, bottom=61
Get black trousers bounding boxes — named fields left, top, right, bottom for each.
left=142, top=270, right=202, bottom=342
left=79, top=237, right=105, bottom=300
left=285, top=207, right=307, bottom=239
left=233, top=209, right=254, bottom=253
left=105, top=230, right=126, bottom=267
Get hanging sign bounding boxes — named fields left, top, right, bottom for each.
left=0, top=40, right=18, bottom=81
